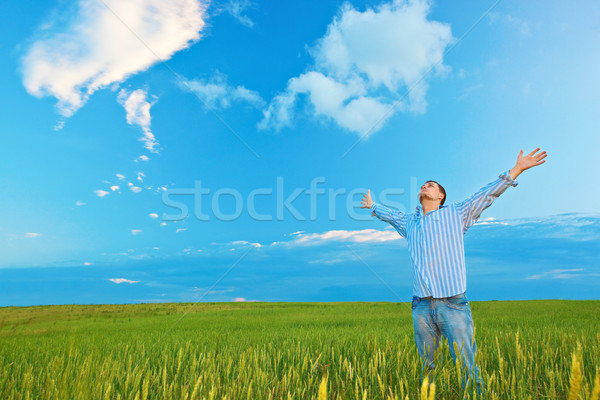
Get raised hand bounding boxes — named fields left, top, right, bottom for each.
left=361, top=189, right=373, bottom=209
left=510, top=148, right=547, bottom=179
left=517, top=147, right=547, bottom=170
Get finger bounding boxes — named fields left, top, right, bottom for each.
left=537, top=153, right=547, bottom=160
left=527, top=148, right=540, bottom=156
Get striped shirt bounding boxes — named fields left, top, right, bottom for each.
left=370, top=170, right=518, bottom=298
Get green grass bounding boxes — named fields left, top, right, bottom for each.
left=0, top=300, right=599, bottom=399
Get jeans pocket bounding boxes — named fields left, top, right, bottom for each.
left=444, top=295, right=469, bottom=311
left=411, top=297, right=418, bottom=310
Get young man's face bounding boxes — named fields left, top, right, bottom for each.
left=419, top=181, right=444, bottom=205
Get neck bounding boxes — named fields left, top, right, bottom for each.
left=421, top=201, right=440, bottom=215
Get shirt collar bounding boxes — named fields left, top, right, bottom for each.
left=416, top=204, right=446, bottom=215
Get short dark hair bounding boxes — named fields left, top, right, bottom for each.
left=425, top=180, right=446, bottom=205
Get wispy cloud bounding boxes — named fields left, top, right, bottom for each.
left=488, top=12, right=530, bottom=35
left=128, top=182, right=142, bottom=193
left=24, top=232, right=41, bottom=238
left=94, top=190, right=110, bottom=197
left=118, top=89, right=159, bottom=153
left=22, top=0, right=207, bottom=117
left=308, top=257, right=346, bottom=265
left=525, top=268, right=585, bottom=280
left=206, top=227, right=401, bottom=254
left=75, top=200, right=86, bottom=206
left=130, top=229, right=142, bottom=235
left=223, top=0, right=255, bottom=28
left=474, top=217, right=508, bottom=226
left=179, top=72, right=264, bottom=110
left=231, top=240, right=262, bottom=248
left=259, top=0, right=453, bottom=135
left=149, top=213, right=159, bottom=219
left=115, top=173, right=125, bottom=180
left=287, top=228, right=400, bottom=246
left=471, top=213, right=600, bottom=241
left=109, top=278, right=139, bottom=284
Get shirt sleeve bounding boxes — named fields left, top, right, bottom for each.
left=455, top=170, right=518, bottom=232
left=370, top=202, right=410, bottom=238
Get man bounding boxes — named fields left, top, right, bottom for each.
left=360, top=148, right=547, bottom=391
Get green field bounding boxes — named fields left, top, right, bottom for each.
left=1, top=300, right=599, bottom=399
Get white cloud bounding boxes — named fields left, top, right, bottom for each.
left=525, top=268, right=584, bottom=280
left=474, top=217, right=508, bottom=226
left=136, top=155, right=150, bottom=162
left=259, top=0, right=453, bottom=135
left=116, top=173, right=126, bottom=180
left=472, top=214, right=600, bottom=241
left=54, top=120, right=65, bottom=131
left=488, top=12, right=530, bottom=35
left=223, top=0, right=254, bottom=28
left=309, top=258, right=345, bottom=265
left=232, top=297, right=258, bottom=302
left=231, top=240, right=262, bottom=248
left=149, top=213, right=159, bottom=219
left=118, top=89, right=159, bottom=153
left=24, top=232, right=41, bottom=238
left=130, top=229, right=142, bottom=235
left=110, top=185, right=120, bottom=191
left=176, top=228, right=187, bottom=233
left=75, top=200, right=86, bottom=206
left=287, top=228, right=401, bottom=246
left=83, top=261, right=93, bottom=266
left=179, top=72, right=264, bottom=110
left=109, top=278, right=139, bottom=284
left=94, top=190, right=110, bottom=197
left=22, top=0, right=207, bottom=117
left=130, top=185, right=142, bottom=193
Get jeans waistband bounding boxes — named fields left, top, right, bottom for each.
left=413, top=292, right=466, bottom=302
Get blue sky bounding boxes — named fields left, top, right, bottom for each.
left=0, top=0, right=598, bottom=306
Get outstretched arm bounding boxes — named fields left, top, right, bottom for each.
left=458, top=148, right=547, bottom=231
left=509, top=148, right=547, bottom=180
left=362, top=190, right=409, bottom=237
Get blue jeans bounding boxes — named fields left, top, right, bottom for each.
left=411, top=293, right=482, bottom=394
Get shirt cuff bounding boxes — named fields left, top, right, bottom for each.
left=499, top=170, right=519, bottom=187
left=370, top=202, right=377, bottom=216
